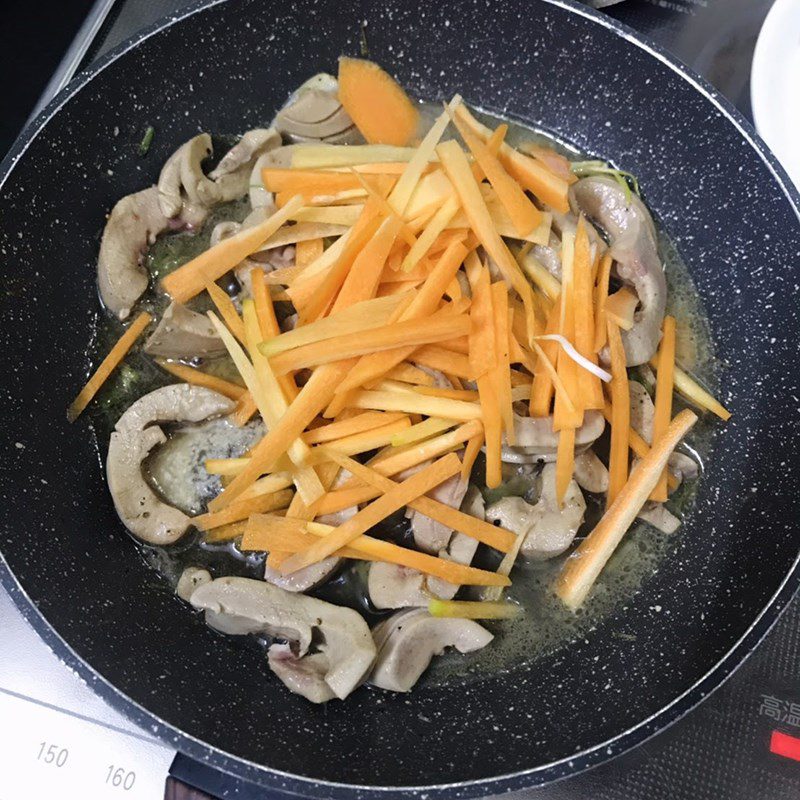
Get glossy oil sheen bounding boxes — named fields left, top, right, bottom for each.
left=0, top=0, right=799, bottom=797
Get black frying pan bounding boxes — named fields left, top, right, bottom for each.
left=1, top=0, right=799, bottom=796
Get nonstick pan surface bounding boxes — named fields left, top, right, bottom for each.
left=1, top=0, right=799, bottom=796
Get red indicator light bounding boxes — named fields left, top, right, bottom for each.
left=770, top=730, right=800, bottom=762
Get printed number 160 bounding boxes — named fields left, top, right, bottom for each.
left=106, top=764, right=136, bottom=790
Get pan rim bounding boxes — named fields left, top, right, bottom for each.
left=1, top=0, right=799, bottom=795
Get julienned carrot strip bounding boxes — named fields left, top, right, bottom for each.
left=552, top=232, right=584, bottom=431
left=208, top=362, right=354, bottom=511
left=470, top=124, right=507, bottom=182
left=295, top=238, right=324, bottom=269
left=529, top=301, right=560, bottom=416
left=365, top=419, right=481, bottom=476
left=491, top=281, right=514, bottom=444
left=401, top=195, right=460, bottom=273
left=516, top=249, right=562, bottom=303
left=572, top=218, right=603, bottom=410
left=206, top=281, right=246, bottom=344
left=155, top=360, right=245, bottom=401
left=250, top=268, right=300, bottom=402
left=232, top=393, right=258, bottom=426
left=477, top=373, right=502, bottom=489
left=411, top=345, right=473, bottom=380
left=461, top=431, right=484, bottom=482
left=67, top=312, right=151, bottom=421
left=390, top=416, right=455, bottom=446
left=648, top=358, right=731, bottom=422
left=444, top=374, right=465, bottom=390
left=260, top=462, right=340, bottom=570
left=243, top=515, right=510, bottom=587
left=606, top=321, right=630, bottom=507
left=413, top=386, right=479, bottom=401
left=556, top=409, right=698, bottom=609
left=312, top=421, right=483, bottom=515
left=388, top=100, right=456, bottom=214
left=650, top=316, right=676, bottom=502
left=324, top=213, right=402, bottom=319
left=192, top=488, right=294, bottom=531
left=205, top=457, right=249, bottom=476
left=454, top=105, right=570, bottom=212
left=262, top=169, right=367, bottom=194
left=334, top=240, right=470, bottom=393
left=279, top=452, right=462, bottom=572
left=250, top=269, right=275, bottom=339
left=555, top=426, right=575, bottom=506
left=436, top=139, right=537, bottom=336
left=604, top=287, right=638, bottom=331
left=238, top=472, right=294, bottom=501
left=324, top=451, right=515, bottom=552
left=429, top=599, right=521, bottom=619
left=450, top=111, right=541, bottom=236
left=276, top=227, right=351, bottom=291
left=600, top=401, right=679, bottom=492
left=519, top=142, right=577, bottom=184
left=203, top=521, right=248, bottom=544
left=468, top=265, right=496, bottom=379
left=383, top=362, right=437, bottom=386
left=322, top=295, right=420, bottom=419
left=351, top=170, right=417, bottom=248
left=301, top=411, right=406, bottom=444
left=316, top=418, right=412, bottom=457
left=260, top=294, right=408, bottom=358
left=348, top=389, right=481, bottom=421
left=287, top=461, right=340, bottom=523
left=438, top=336, right=470, bottom=355
left=509, top=328, right=537, bottom=375
left=210, top=307, right=324, bottom=506
left=162, top=197, right=303, bottom=304
left=268, top=313, right=470, bottom=374
left=510, top=368, right=533, bottom=388
left=593, top=252, right=613, bottom=352
left=290, top=200, right=382, bottom=321
left=445, top=277, right=462, bottom=301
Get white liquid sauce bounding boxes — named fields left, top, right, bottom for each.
left=146, top=418, right=264, bottom=515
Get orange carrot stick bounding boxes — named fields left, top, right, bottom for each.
left=206, top=282, right=246, bottom=344
left=324, top=451, right=515, bottom=552
left=491, top=281, right=514, bottom=444
left=155, top=360, right=245, bottom=401
left=162, top=197, right=303, bottom=304
left=301, top=411, right=406, bottom=444
left=593, top=252, right=613, bottom=352
left=295, top=237, right=324, bottom=269
left=192, top=489, right=294, bottom=531
left=606, top=321, right=630, bottom=507
left=650, top=316, right=676, bottom=501
left=450, top=111, right=541, bottom=236
left=555, top=425, right=575, bottom=506
left=280, top=453, right=462, bottom=572
left=461, top=431, right=484, bottom=481
left=244, top=515, right=510, bottom=586
left=556, top=409, right=697, bottom=609
left=67, top=312, right=151, bottom=421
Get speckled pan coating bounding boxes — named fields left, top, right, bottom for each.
left=0, top=0, right=798, bottom=796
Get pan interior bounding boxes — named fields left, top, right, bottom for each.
left=0, top=0, right=798, bottom=793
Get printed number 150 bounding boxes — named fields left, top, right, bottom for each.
left=37, top=742, right=68, bottom=767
